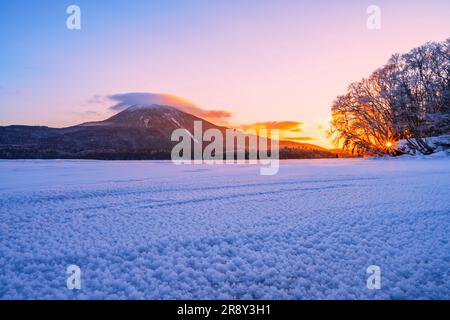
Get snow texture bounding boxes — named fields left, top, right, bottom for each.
left=397, top=135, right=450, bottom=155
left=0, top=158, right=449, bottom=300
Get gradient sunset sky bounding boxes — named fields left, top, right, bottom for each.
left=1, top=0, right=449, bottom=147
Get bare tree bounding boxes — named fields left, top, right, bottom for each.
left=329, top=65, right=399, bottom=155
left=329, top=39, right=450, bottom=155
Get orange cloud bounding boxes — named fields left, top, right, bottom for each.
left=236, top=121, right=316, bottom=142
left=180, top=106, right=232, bottom=125
left=286, top=136, right=316, bottom=141
left=238, top=121, right=304, bottom=132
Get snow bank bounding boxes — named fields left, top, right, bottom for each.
left=397, top=135, right=450, bottom=155
left=0, top=159, right=449, bottom=299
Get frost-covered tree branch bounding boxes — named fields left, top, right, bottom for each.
left=329, top=39, right=450, bottom=155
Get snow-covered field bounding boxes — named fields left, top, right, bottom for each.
left=0, top=158, right=449, bottom=300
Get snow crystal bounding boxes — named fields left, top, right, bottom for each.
left=0, top=158, right=449, bottom=299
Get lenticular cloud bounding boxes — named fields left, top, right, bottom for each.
left=108, top=92, right=231, bottom=124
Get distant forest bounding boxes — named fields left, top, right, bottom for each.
left=0, top=147, right=337, bottom=160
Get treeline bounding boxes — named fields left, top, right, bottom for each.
left=0, top=147, right=174, bottom=160
left=329, top=39, right=450, bottom=155
left=0, top=146, right=337, bottom=160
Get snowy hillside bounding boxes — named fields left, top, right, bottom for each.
left=0, top=158, right=449, bottom=299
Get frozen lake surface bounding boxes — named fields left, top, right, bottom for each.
left=0, top=158, right=449, bottom=299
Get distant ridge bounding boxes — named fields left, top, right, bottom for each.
left=0, top=104, right=340, bottom=159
